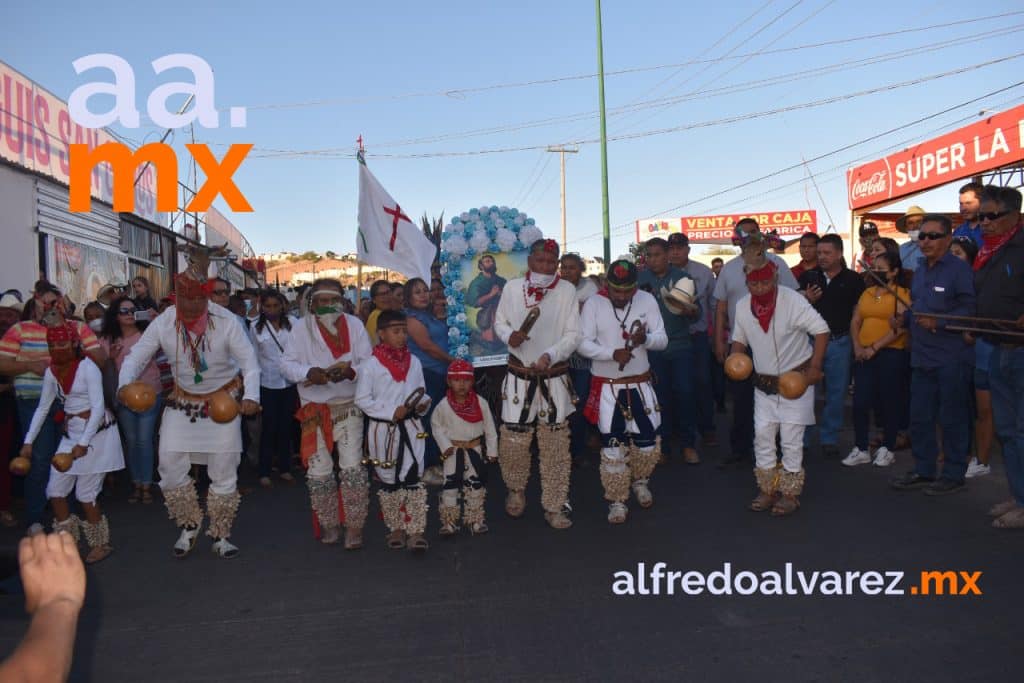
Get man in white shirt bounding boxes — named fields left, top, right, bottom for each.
left=730, top=249, right=827, bottom=517
left=578, top=260, right=667, bottom=524
left=118, top=262, right=261, bottom=559
left=280, top=279, right=373, bottom=549
left=494, top=239, right=582, bottom=529
left=713, top=219, right=799, bottom=466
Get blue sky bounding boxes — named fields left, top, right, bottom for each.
left=6, top=0, right=1023, bottom=259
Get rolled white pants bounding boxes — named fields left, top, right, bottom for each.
left=307, top=408, right=364, bottom=479
left=47, top=471, right=105, bottom=504
left=753, top=418, right=805, bottom=474
left=160, top=451, right=240, bottom=495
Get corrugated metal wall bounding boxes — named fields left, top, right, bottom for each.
left=36, top=179, right=120, bottom=249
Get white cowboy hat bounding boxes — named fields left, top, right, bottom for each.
left=660, top=276, right=697, bottom=315
left=0, top=292, right=22, bottom=312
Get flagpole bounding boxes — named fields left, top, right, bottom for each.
left=595, top=0, right=611, bottom=265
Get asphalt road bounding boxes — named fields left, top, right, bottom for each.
left=0, top=411, right=1018, bottom=682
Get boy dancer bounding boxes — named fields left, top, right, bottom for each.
left=21, top=317, right=124, bottom=563
left=578, top=260, right=667, bottom=523
left=729, top=236, right=828, bottom=516
left=431, top=359, right=498, bottom=535
left=355, top=311, right=432, bottom=551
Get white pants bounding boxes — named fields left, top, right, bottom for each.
left=160, top=451, right=240, bottom=495
left=307, top=406, right=364, bottom=479
left=753, top=418, right=805, bottom=473
left=46, top=471, right=105, bottom=504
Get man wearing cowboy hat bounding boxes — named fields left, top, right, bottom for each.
left=897, top=206, right=927, bottom=271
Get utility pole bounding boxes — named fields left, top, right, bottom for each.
left=546, top=145, right=579, bottom=252
left=595, top=0, right=611, bottom=265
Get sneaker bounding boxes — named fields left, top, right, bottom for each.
left=872, top=447, right=895, bottom=467
left=965, top=458, right=991, bottom=478
left=632, top=481, right=653, bottom=508
left=607, top=502, right=628, bottom=524
left=890, top=471, right=935, bottom=491
left=923, top=479, right=966, bottom=496
left=173, top=524, right=202, bottom=558
left=841, top=448, right=871, bottom=467
left=211, top=538, right=240, bottom=558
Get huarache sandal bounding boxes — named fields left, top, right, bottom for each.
left=407, top=534, right=429, bottom=552
left=770, top=494, right=800, bottom=517
left=386, top=529, right=407, bottom=549
left=988, top=498, right=1020, bottom=517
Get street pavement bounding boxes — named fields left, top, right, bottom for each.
left=0, top=411, right=1018, bottom=682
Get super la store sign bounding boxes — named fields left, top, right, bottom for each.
left=66, top=53, right=252, bottom=215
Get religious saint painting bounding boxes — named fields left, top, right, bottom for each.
left=458, top=251, right=529, bottom=366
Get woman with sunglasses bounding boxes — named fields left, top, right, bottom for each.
left=99, top=296, right=162, bottom=504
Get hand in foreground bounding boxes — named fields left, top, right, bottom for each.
left=612, top=348, right=633, bottom=367
left=393, top=406, right=409, bottom=422
left=804, top=367, right=824, bottom=385
left=532, top=353, right=551, bottom=371
left=306, top=368, right=329, bottom=385
left=239, top=399, right=261, bottom=416
left=70, top=445, right=88, bottom=460
left=508, top=331, right=529, bottom=348
left=19, top=532, right=85, bottom=615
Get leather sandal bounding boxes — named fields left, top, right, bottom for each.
left=469, top=521, right=488, bottom=535
left=344, top=528, right=363, bottom=550
left=770, top=494, right=800, bottom=517
left=545, top=511, right=573, bottom=529
left=407, top=533, right=429, bottom=552
left=386, top=529, right=406, bottom=549
left=505, top=491, right=526, bottom=518
left=141, top=486, right=153, bottom=504
left=988, top=498, right=1020, bottom=517
left=992, top=508, right=1024, bottom=529
left=749, top=491, right=779, bottom=512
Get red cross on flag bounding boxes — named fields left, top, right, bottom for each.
left=356, top=155, right=435, bottom=282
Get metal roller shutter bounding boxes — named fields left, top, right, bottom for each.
left=36, top=179, right=121, bottom=250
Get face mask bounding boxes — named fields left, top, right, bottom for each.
left=530, top=272, right=556, bottom=287
left=315, top=305, right=341, bottom=330
left=88, top=319, right=103, bottom=332
left=907, top=230, right=920, bottom=243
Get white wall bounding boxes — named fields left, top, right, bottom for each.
left=0, top=165, right=39, bottom=294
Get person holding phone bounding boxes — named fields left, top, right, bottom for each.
left=130, top=277, right=158, bottom=319
left=99, top=296, right=161, bottom=504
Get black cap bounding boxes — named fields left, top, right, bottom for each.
left=667, top=232, right=689, bottom=247
left=859, top=221, right=879, bottom=235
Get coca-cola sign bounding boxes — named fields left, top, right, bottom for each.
left=848, top=104, right=1024, bottom=210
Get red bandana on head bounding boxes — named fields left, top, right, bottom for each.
left=174, top=272, right=213, bottom=334
left=746, top=261, right=778, bottom=332
left=373, top=342, right=411, bottom=382
left=975, top=222, right=1022, bottom=271
left=446, top=359, right=482, bottom=423
left=46, top=322, right=81, bottom=394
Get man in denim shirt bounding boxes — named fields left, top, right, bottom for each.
left=891, top=214, right=975, bottom=495
left=638, top=238, right=701, bottom=464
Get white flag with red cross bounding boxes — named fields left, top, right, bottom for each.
left=356, top=154, right=434, bottom=283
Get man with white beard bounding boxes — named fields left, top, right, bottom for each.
left=494, top=239, right=582, bottom=529
left=280, top=279, right=373, bottom=549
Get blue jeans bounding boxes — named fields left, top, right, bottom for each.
left=690, top=333, right=714, bottom=436
left=117, top=394, right=164, bottom=486
left=909, top=363, right=970, bottom=483
left=569, top=365, right=592, bottom=461
left=649, top=347, right=696, bottom=450
left=989, top=345, right=1024, bottom=504
left=16, top=397, right=59, bottom=528
left=852, top=348, right=908, bottom=450
left=818, top=334, right=852, bottom=446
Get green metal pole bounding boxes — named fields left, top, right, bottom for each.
left=595, top=0, right=611, bottom=265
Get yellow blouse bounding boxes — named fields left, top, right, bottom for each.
left=856, top=286, right=910, bottom=350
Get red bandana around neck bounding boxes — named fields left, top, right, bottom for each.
left=373, top=343, right=411, bottom=382
left=318, top=316, right=351, bottom=359
left=750, top=288, right=778, bottom=332
left=974, top=223, right=1021, bottom=271
left=525, top=272, right=560, bottom=304
left=447, top=389, right=483, bottom=423
left=52, top=360, right=81, bottom=395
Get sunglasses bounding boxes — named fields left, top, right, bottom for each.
left=118, top=308, right=135, bottom=315
left=917, top=231, right=948, bottom=241
left=979, top=210, right=1010, bottom=221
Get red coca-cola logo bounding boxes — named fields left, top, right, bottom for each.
left=848, top=160, right=891, bottom=208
